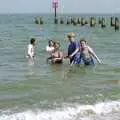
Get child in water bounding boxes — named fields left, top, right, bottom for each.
left=27, top=38, right=36, bottom=64
left=65, top=32, right=81, bottom=65
left=47, top=40, right=63, bottom=64
left=80, top=38, right=102, bottom=65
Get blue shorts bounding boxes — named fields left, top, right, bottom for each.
left=70, top=54, right=81, bottom=65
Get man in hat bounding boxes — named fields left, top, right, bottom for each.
left=65, top=32, right=81, bottom=65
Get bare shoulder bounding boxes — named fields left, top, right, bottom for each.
left=87, top=45, right=93, bottom=52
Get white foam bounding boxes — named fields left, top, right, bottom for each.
left=1, top=101, right=120, bottom=120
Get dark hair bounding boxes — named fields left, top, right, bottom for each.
left=30, top=38, right=36, bottom=44
left=80, top=38, right=87, bottom=43
left=48, top=40, right=53, bottom=46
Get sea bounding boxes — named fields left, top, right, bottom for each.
left=0, top=13, right=120, bottom=120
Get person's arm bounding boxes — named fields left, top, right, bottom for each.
left=70, top=48, right=79, bottom=58
left=46, top=56, right=54, bottom=63
left=63, top=52, right=69, bottom=59
left=88, top=46, right=102, bottom=64
left=53, top=52, right=63, bottom=61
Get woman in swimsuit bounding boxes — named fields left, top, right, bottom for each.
left=49, top=41, right=63, bottom=64
left=80, top=38, right=102, bottom=65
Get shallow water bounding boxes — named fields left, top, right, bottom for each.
left=0, top=14, right=120, bottom=120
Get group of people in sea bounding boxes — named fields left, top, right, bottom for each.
left=27, top=32, right=102, bottom=66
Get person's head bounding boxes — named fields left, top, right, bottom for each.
left=53, top=40, right=60, bottom=51
left=67, top=32, right=76, bottom=41
left=80, top=38, right=87, bottom=48
left=30, top=38, right=36, bottom=45
left=48, top=40, right=54, bottom=47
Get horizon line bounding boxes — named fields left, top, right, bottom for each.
left=0, top=12, right=120, bottom=15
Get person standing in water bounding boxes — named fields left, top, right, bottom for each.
left=47, top=40, right=63, bottom=64
left=27, top=38, right=36, bottom=64
left=65, top=32, right=81, bottom=65
left=80, top=38, right=102, bottom=65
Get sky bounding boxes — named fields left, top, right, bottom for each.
left=0, top=0, right=120, bottom=13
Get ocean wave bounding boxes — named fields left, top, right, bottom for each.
left=0, top=100, right=120, bottom=120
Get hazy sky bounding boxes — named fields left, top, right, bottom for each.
left=0, top=0, right=120, bottom=13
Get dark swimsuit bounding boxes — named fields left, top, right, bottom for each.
left=81, top=48, right=94, bottom=65
left=54, top=59, right=63, bottom=64
left=82, top=56, right=94, bottom=65
left=50, top=52, right=63, bottom=64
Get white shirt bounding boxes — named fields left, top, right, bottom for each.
left=46, top=45, right=54, bottom=53
left=28, top=44, right=35, bottom=58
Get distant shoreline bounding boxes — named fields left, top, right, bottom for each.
left=0, top=13, right=120, bottom=15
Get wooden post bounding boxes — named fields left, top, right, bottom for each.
left=53, top=0, right=58, bottom=24
left=115, top=17, right=119, bottom=31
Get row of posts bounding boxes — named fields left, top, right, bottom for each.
left=34, top=16, right=120, bottom=31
